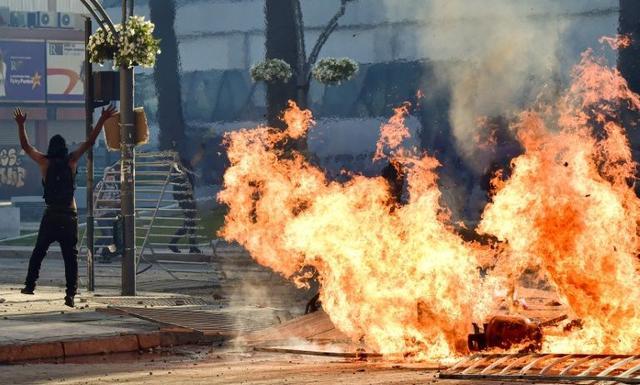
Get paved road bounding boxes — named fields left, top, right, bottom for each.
left=0, top=348, right=534, bottom=385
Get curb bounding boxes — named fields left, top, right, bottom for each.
left=0, top=329, right=203, bottom=363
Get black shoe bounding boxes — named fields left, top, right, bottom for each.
left=21, top=287, right=34, bottom=295
left=169, top=245, right=180, bottom=253
left=189, top=247, right=202, bottom=254
left=64, top=296, right=75, bottom=308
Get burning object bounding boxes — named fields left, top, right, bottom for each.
left=468, top=315, right=570, bottom=353
left=219, top=101, right=501, bottom=359
left=219, top=42, right=640, bottom=359
left=468, top=315, right=542, bottom=352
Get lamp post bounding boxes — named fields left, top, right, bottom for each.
left=120, top=0, right=137, bottom=296
left=81, top=0, right=137, bottom=295
left=84, top=16, right=95, bottom=292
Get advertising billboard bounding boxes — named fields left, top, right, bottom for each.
left=0, top=40, right=46, bottom=103
left=47, top=41, right=85, bottom=102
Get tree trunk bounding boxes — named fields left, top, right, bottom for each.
left=619, top=0, right=640, bottom=196
left=296, top=82, right=309, bottom=109
left=292, top=0, right=308, bottom=110
left=619, top=0, right=640, bottom=93
left=265, top=0, right=300, bottom=128
left=150, top=0, right=186, bottom=154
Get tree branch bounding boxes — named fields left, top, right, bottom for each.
left=292, top=0, right=307, bottom=79
left=305, top=0, right=353, bottom=81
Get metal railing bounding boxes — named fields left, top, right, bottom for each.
left=79, top=151, right=213, bottom=287
left=440, top=353, right=640, bottom=384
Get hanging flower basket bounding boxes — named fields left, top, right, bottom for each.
left=312, top=57, right=359, bottom=85
left=250, top=59, right=293, bottom=83
left=87, top=16, right=161, bottom=69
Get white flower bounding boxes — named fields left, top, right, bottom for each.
left=250, top=59, right=293, bottom=83
left=88, top=16, right=160, bottom=68
left=312, top=57, right=359, bottom=85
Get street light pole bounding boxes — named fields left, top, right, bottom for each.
left=120, top=0, right=136, bottom=296
left=84, top=16, right=95, bottom=292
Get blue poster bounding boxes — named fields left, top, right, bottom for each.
left=0, top=40, right=46, bottom=103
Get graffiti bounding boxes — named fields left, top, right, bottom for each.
left=0, top=148, right=26, bottom=188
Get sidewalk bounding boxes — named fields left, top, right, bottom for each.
left=0, top=243, right=309, bottom=364
left=0, top=285, right=203, bottom=363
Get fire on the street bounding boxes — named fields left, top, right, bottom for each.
left=218, top=42, right=640, bottom=360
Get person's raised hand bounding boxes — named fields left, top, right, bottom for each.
left=13, top=108, right=27, bottom=125
left=100, top=104, right=118, bottom=121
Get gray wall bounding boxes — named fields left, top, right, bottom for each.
left=102, top=0, right=619, bottom=72
left=104, top=0, right=622, bottom=163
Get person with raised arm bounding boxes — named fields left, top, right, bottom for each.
left=14, top=105, right=117, bottom=307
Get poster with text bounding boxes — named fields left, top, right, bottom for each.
left=0, top=40, right=46, bottom=103
left=47, top=41, right=85, bottom=103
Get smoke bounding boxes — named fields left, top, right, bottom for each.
left=416, top=0, right=566, bottom=173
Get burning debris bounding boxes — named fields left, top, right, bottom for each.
left=468, top=315, right=543, bottom=353
left=218, top=42, right=640, bottom=360
left=468, top=315, right=570, bottom=353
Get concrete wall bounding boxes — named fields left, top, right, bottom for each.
left=0, top=205, right=20, bottom=238
left=0, top=0, right=87, bottom=13
left=105, top=0, right=623, bottom=164
left=103, top=0, right=620, bottom=71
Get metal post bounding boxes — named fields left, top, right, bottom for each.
left=84, top=17, right=95, bottom=292
left=120, top=0, right=136, bottom=296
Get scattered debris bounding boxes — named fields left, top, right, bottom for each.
left=469, top=314, right=570, bottom=352
left=254, top=346, right=382, bottom=360
left=468, top=315, right=542, bottom=352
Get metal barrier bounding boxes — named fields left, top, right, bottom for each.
left=78, top=151, right=217, bottom=287
left=440, top=353, right=640, bottom=384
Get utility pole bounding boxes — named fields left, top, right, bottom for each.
left=84, top=16, right=95, bottom=292
left=120, top=0, right=136, bottom=296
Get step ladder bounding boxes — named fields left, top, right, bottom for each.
left=78, top=151, right=222, bottom=288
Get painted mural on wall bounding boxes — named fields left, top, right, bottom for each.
left=0, top=146, right=39, bottom=198
left=0, top=40, right=46, bottom=103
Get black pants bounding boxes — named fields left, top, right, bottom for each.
left=24, top=208, right=78, bottom=296
left=170, top=203, right=197, bottom=247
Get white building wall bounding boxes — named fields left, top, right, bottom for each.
left=100, top=0, right=620, bottom=71
left=0, top=0, right=87, bottom=13
left=0, top=0, right=47, bottom=11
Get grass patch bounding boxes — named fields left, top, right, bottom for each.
left=0, top=232, right=38, bottom=246
left=0, top=206, right=229, bottom=248
left=101, top=205, right=228, bottom=247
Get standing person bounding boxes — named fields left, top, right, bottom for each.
left=169, top=144, right=205, bottom=254
left=15, top=106, right=117, bottom=307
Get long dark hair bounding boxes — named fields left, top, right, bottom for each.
left=46, top=135, right=69, bottom=159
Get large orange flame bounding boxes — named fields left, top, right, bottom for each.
left=219, top=102, right=501, bottom=359
left=479, top=50, right=640, bottom=354
left=219, top=43, right=640, bottom=359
